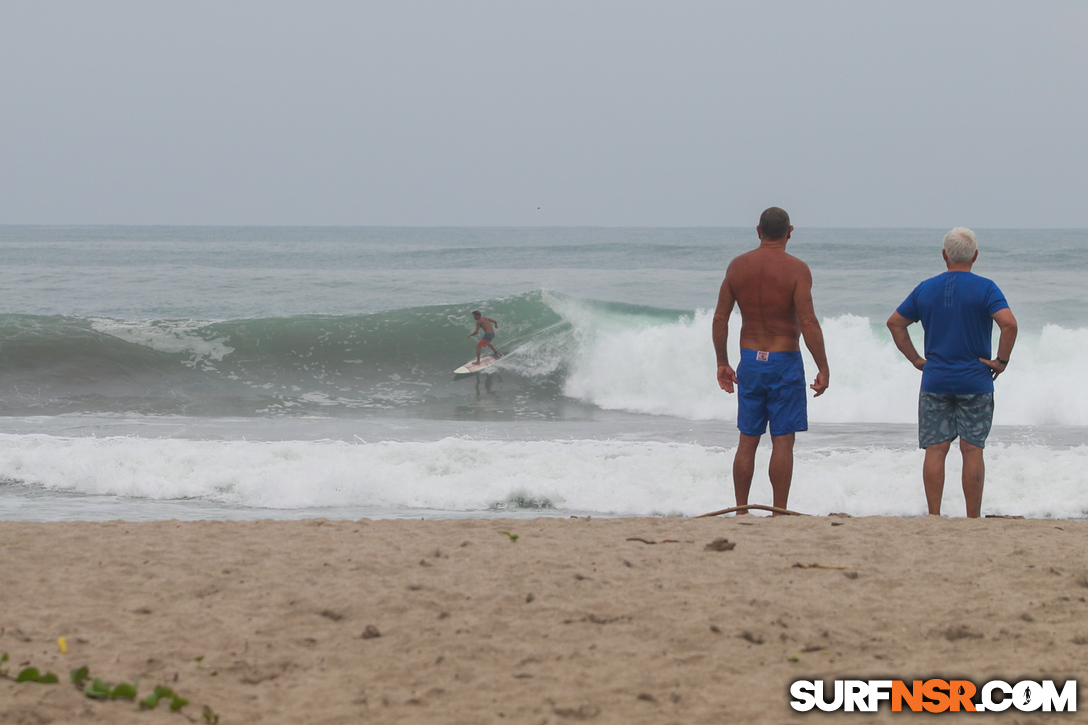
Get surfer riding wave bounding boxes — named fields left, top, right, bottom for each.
left=469, top=310, right=502, bottom=363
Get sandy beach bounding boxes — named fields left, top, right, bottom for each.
left=1, top=515, right=1085, bottom=723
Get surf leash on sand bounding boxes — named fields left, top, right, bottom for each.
left=695, top=504, right=807, bottom=518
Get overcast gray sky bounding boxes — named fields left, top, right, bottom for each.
left=2, top=1, right=1086, bottom=227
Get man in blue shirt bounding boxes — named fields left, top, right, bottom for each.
left=887, top=228, right=1018, bottom=518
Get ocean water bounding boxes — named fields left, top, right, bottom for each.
left=0, top=226, right=1085, bottom=521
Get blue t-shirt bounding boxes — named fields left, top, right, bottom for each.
left=896, top=271, right=1009, bottom=394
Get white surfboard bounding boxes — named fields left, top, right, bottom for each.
left=453, top=354, right=503, bottom=375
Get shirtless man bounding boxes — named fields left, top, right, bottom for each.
left=468, top=310, right=501, bottom=363
left=712, top=207, right=829, bottom=514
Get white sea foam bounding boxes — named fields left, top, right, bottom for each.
left=561, top=306, right=1088, bottom=426
left=1, top=434, right=1085, bottom=519
left=90, top=318, right=234, bottom=366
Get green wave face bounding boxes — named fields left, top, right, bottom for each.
left=0, top=291, right=688, bottom=418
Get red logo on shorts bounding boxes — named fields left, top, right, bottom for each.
left=756, top=351, right=770, bottom=362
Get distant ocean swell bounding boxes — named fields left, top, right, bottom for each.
left=0, top=290, right=1085, bottom=425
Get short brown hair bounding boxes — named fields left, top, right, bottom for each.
left=758, top=207, right=791, bottom=240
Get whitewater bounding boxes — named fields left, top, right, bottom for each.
left=0, top=226, right=1085, bottom=520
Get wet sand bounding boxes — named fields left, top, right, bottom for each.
left=1, top=515, right=1085, bottom=723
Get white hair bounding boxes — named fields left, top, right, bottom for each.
left=943, top=227, right=978, bottom=264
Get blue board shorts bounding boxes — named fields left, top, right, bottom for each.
left=736, top=349, right=808, bottom=437
left=918, top=392, right=994, bottom=449
left=482, top=332, right=495, bottom=341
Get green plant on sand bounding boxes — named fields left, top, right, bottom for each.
left=4, top=652, right=212, bottom=718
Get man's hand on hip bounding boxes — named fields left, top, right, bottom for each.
left=980, top=357, right=1008, bottom=380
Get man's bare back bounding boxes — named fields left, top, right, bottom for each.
left=727, top=246, right=810, bottom=352
left=712, top=221, right=828, bottom=396
left=473, top=316, right=496, bottom=336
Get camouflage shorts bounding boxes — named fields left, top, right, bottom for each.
left=918, top=392, right=994, bottom=449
